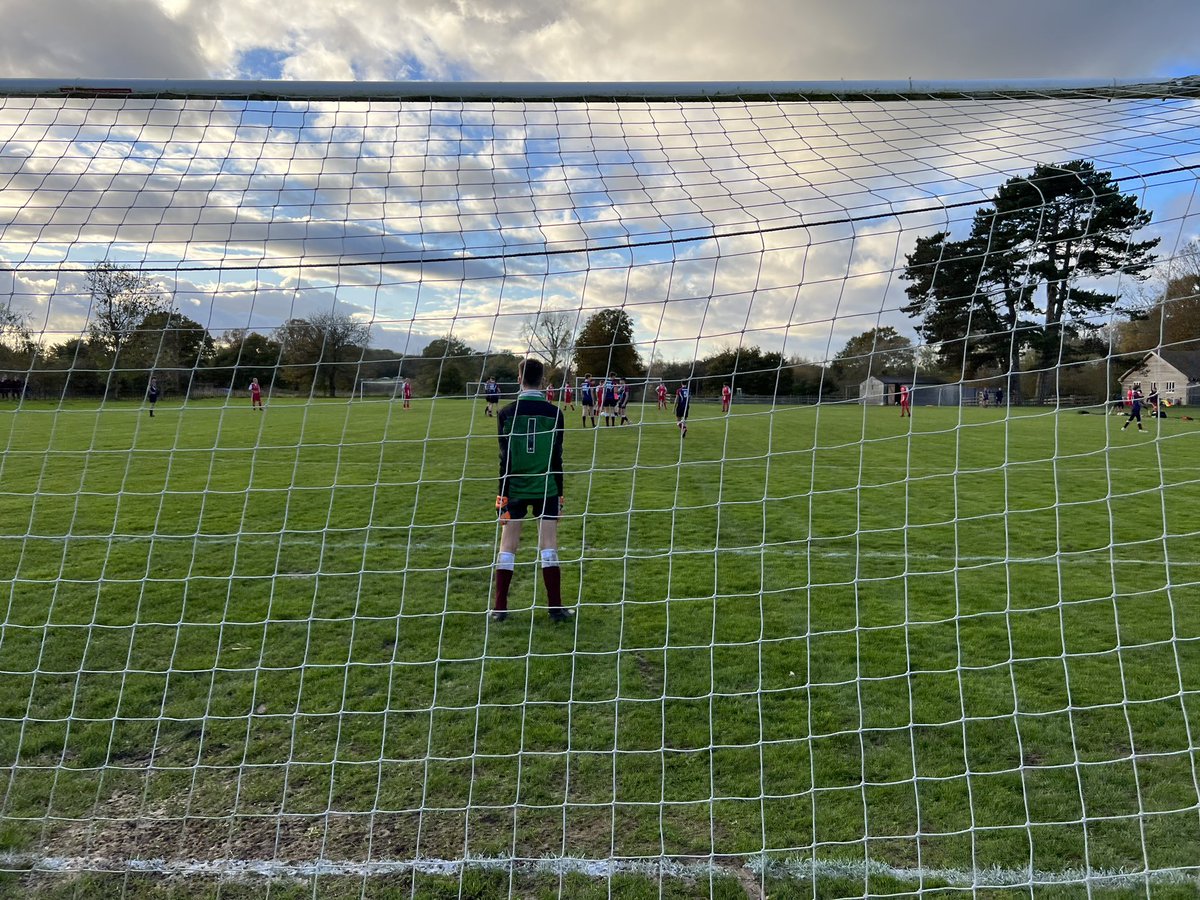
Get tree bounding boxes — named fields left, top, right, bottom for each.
left=1119, top=238, right=1200, bottom=354
left=85, top=262, right=169, bottom=355
left=700, top=344, right=795, bottom=396
left=574, top=309, right=642, bottom=378
left=207, top=331, right=283, bottom=390
left=830, top=327, right=915, bottom=386
left=275, top=313, right=371, bottom=397
left=0, top=307, right=36, bottom=376
left=122, top=310, right=215, bottom=396
left=84, top=261, right=171, bottom=399
left=901, top=161, right=1159, bottom=401
left=420, top=334, right=479, bottom=395
left=519, top=312, right=575, bottom=379
left=0, top=307, right=33, bottom=354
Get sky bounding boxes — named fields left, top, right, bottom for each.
left=1, top=0, right=1199, bottom=365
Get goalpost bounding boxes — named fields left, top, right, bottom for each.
left=0, top=77, right=1199, bottom=897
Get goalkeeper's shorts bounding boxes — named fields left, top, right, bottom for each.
left=504, top=496, right=561, bottom=520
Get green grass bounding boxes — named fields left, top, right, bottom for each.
left=0, top=396, right=1198, bottom=898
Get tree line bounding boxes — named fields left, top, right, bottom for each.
left=1, top=159, right=1188, bottom=404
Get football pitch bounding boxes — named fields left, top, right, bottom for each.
left=0, top=397, right=1197, bottom=898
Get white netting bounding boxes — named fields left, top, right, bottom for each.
left=0, top=79, right=1198, bottom=897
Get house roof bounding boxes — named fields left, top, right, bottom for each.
left=865, top=374, right=948, bottom=386
left=1119, top=349, right=1200, bottom=383
left=1159, top=349, right=1200, bottom=380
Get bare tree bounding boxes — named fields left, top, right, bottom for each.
left=86, top=262, right=169, bottom=355
left=0, top=306, right=33, bottom=354
left=519, top=312, right=575, bottom=377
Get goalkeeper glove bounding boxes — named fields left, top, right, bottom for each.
left=496, top=495, right=511, bottom=522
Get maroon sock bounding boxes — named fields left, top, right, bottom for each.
left=541, top=566, right=562, bottom=608
left=494, top=569, right=514, bottom=611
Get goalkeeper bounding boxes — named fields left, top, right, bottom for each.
left=492, top=358, right=572, bottom=623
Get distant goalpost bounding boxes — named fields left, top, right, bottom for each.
left=0, top=77, right=1198, bottom=898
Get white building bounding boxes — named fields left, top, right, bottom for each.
left=1118, top=349, right=1200, bottom=406
left=859, top=374, right=961, bottom=406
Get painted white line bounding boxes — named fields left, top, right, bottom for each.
left=8, top=533, right=1199, bottom=568
left=0, top=852, right=1195, bottom=889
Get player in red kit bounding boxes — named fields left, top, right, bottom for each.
left=564, top=384, right=575, bottom=410
left=547, top=383, right=557, bottom=403
left=899, top=383, right=911, bottom=417
left=250, top=377, right=263, bottom=410
left=656, top=382, right=668, bottom=410
left=721, top=382, right=732, bottom=413
left=403, top=378, right=413, bottom=409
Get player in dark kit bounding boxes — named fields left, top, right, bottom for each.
left=674, top=382, right=690, bottom=437
left=484, top=377, right=500, bottom=417
left=1121, top=384, right=1146, bottom=432
left=493, top=358, right=573, bottom=624
left=147, top=376, right=160, bottom=417
left=601, top=375, right=617, bottom=426
left=580, top=375, right=596, bottom=427
left=616, top=378, right=630, bottom=425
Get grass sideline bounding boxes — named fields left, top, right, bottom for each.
left=0, top=396, right=1197, bottom=898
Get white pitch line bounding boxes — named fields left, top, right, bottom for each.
left=0, top=852, right=1196, bottom=889
left=8, top=533, right=1200, bottom=568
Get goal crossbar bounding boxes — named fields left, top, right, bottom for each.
left=0, top=76, right=1195, bottom=102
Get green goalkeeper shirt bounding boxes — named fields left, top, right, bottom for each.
left=497, top=390, right=565, bottom=500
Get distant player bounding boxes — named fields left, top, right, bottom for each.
left=484, top=376, right=500, bottom=417
left=492, top=357, right=572, bottom=624
left=899, top=383, right=911, bottom=418
left=656, top=382, right=668, bottom=410
left=601, top=374, right=617, bottom=426
left=402, top=378, right=413, bottom=409
left=995, top=385, right=1004, bottom=407
left=674, top=382, right=690, bottom=437
left=564, top=383, right=575, bottom=410
left=250, top=377, right=263, bottom=410
left=546, top=383, right=557, bottom=404
left=1121, top=383, right=1146, bottom=432
left=980, top=387, right=989, bottom=407
left=147, top=376, right=160, bottom=418
left=721, top=382, right=732, bottom=414
left=580, top=375, right=596, bottom=427
left=616, top=378, right=630, bottom=425
left=1148, top=387, right=1160, bottom=417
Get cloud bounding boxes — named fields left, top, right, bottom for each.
left=3, top=0, right=1199, bottom=82
left=0, top=4, right=1198, bottom=360
left=0, top=0, right=206, bottom=78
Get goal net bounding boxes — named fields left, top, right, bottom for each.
left=0, top=77, right=1199, bottom=898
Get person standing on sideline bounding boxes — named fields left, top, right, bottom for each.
left=250, top=377, right=263, bottom=410
left=147, top=376, right=160, bottom=417
left=1122, top=384, right=1146, bottom=432
left=721, top=382, right=732, bottom=413
left=899, top=383, right=911, bottom=418
left=492, top=358, right=572, bottom=624
left=402, top=378, right=413, bottom=409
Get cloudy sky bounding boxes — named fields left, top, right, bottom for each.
left=3, top=0, right=1200, bottom=83
left=1, top=0, right=1199, bottom=364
